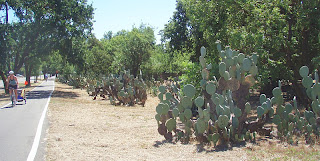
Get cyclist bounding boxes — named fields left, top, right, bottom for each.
left=6, top=71, right=19, bottom=104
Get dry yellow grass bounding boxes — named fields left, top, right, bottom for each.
left=46, top=82, right=320, bottom=161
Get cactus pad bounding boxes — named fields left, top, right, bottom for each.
left=159, top=85, right=166, bottom=94
left=232, top=116, right=239, bottom=128
left=184, top=109, right=192, bottom=119
left=299, top=66, right=309, bottom=78
left=166, top=118, right=176, bottom=132
left=302, top=76, right=313, bottom=89
left=242, top=58, right=252, bottom=71
left=183, top=84, right=196, bottom=98
left=200, top=46, right=206, bottom=57
left=196, top=119, right=206, bottom=134
left=260, top=94, right=267, bottom=104
left=172, top=108, right=180, bottom=118
left=234, top=107, right=242, bottom=118
left=218, top=115, right=229, bottom=129
left=181, top=96, right=193, bottom=109
left=195, top=96, right=204, bottom=108
left=206, top=81, right=216, bottom=95
left=257, top=106, right=265, bottom=118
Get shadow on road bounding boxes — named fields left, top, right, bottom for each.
left=26, top=90, right=53, bottom=99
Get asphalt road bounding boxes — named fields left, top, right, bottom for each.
left=0, top=77, right=54, bottom=161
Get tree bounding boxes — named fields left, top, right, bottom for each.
left=0, top=0, right=94, bottom=85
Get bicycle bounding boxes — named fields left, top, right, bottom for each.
left=10, top=90, right=16, bottom=107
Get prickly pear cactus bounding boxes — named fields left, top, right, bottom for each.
left=87, top=69, right=147, bottom=107
left=155, top=42, right=264, bottom=144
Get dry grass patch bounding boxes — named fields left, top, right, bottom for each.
left=46, top=82, right=320, bottom=161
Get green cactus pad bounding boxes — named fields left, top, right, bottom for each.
left=216, top=40, right=222, bottom=53
left=238, top=53, right=245, bottom=64
left=257, top=106, right=265, bottom=118
left=285, top=103, right=293, bottom=113
left=234, top=107, right=242, bottom=118
left=198, top=107, right=204, bottom=119
left=207, top=63, right=213, bottom=70
left=299, top=66, right=309, bottom=78
left=183, top=84, right=196, bottom=98
left=155, top=114, right=161, bottom=122
left=159, top=85, right=166, bottom=94
left=200, top=56, right=206, bottom=68
left=311, top=100, right=320, bottom=115
left=203, top=109, right=210, bottom=122
left=200, top=46, right=206, bottom=57
left=223, top=71, right=230, bottom=80
left=302, top=76, right=313, bottom=89
left=273, top=114, right=281, bottom=125
left=218, top=115, right=229, bottom=129
left=181, top=96, right=193, bottom=109
left=226, top=46, right=233, bottom=58
left=252, top=53, right=258, bottom=65
left=162, top=103, right=170, bottom=115
left=179, top=113, right=185, bottom=122
left=245, top=102, right=251, bottom=114
left=249, top=65, right=258, bottom=76
left=260, top=94, right=267, bottom=105
left=156, top=103, right=163, bottom=114
left=212, top=133, right=220, bottom=145
left=195, top=96, right=204, bottom=108
left=219, top=62, right=227, bottom=76
left=220, top=50, right=226, bottom=58
left=242, top=58, right=252, bottom=72
left=232, top=116, right=239, bottom=128
left=184, top=109, right=192, bottom=119
left=225, top=58, right=234, bottom=67
left=177, top=103, right=184, bottom=112
left=206, top=81, right=216, bottom=95
left=165, top=92, right=173, bottom=100
left=172, top=108, right=180, bottom=118
left=166, top=118, right=176, bottom=132
left=272, top=87, right=282, bottom=97
left=196, top=119, right=206, bottom=134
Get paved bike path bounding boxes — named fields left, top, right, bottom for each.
left=0, top=77, right=55, bottom=161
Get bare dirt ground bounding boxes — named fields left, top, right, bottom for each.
left=46, top=82, right=320, bottom=161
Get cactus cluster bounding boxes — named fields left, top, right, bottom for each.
left=87, top=69, right=147, bottom=106
left=155, top=42, right=264, bottom=144
left=155, top=42, right=320, bottom=146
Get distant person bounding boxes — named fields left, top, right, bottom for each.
left=45, top=74, right=48, bottom=81
left=6, top=71, right=19, bottom=103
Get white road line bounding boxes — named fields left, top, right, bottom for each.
left=27, top=80, right=55, bottom=161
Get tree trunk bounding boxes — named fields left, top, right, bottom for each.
left=5, top=2, right=8, bottom=24
left=0, top=70, right=9, bottom=94
left=25, top=62, right=33, bottom=87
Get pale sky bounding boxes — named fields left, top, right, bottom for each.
left=87, top=0, right=177, bottom=43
